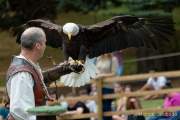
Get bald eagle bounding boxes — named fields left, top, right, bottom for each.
left=16, top=15, right=174, bottom=87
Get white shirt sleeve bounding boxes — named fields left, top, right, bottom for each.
left=8, top=72, right=36, bottom=120
left=158, top=76, right=167, bottom=88
left=147, top=77, right=153, bottom=86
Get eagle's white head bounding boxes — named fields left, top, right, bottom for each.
left=63, top=23, right=79, bottom=40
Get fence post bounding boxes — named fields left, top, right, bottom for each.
left=96, top=78, right=103, bottom=120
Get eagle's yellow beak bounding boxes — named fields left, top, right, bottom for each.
left=67, top=32, right=72, bottom=40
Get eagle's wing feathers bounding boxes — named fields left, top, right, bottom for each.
left=85, top=15, right=174, bottom=58
left=16, top=19, right=63, bottom=48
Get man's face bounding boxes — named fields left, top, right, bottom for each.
left=114, top=83, right=123, bottom=93
left=91, top=83, right=97, bottom=92
left=40, top=38, right=47, bottom=56
left=36, top=37, right=46, bottom=58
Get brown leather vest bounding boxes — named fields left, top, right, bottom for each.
left=6, top=56, right=45, bottom=106
left=6, top=56, right=56, bottom=120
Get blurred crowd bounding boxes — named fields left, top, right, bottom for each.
left=1, top=51, right=180, bottom=120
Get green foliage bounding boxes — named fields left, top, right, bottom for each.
left=0, top=0, right=58, bottom=29
left=173, top=7, right=180, bottom=28
left=0, top=0, right=8, bottom=17
left=127, top=10, right=172, bottom=17
left=123, top=0, right=176, bottom=12
left=0, top=78, right=5, bottom=86
left=8, top=0, right=58, bottom=19
left=116, top=0, right=177, bottom=20
left=57, top=0, right=122, bottom=13
left=0, top=0, right=7, bottom=9
left=121, top=48, right=138, bottom=75
left=0, top=0, right=122, bottom=29
left=57, top=0, right=83, bottom=12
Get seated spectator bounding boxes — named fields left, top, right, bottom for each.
left=84, top=84, right=97, bottom=113
left=140, top=70, right=168, bottom=100
left=79, top=88, right=97, bottom=120
left=125, top=85, right=142, bottom=110
left=0, top=103, right=9, bottom=120
left=112, top=83, right=144, bottom=120
left=66, top=93, right=90, bottom=120
left=125, top=86, right=145, bottom=120
left=163, top=92, right=180, bottom=109
left=86, top=99, right=97, bottom=114
left=46, top=89, right=58, bottom=106
left=112, top=82, right=127, bottom=120
left=147, top=92, right=180, bottom=120
left=95, top=54, right=119, bottom=120
left=90, top=83, right=97, bottom=96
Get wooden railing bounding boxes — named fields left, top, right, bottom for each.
left=58, top=70, right=180, bottom=120
left=1, top=70, right=180, bottom=119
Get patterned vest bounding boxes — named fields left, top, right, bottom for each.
left=6, top=56, right=46, bottom=106
left=6, top=56, right=57, bottom=120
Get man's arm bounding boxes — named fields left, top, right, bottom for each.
left=43, top=62, right=83, bottom=84
left=8, top=72, right=36, bottom=120
left=66, top=107, right=84, bottom=114
left=140, top=77, right=153, bottom=91
left=140, top=83, right=151, bottom=91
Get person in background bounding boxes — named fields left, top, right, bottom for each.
left=112, top=51, right=124, bottom=76
left=125, top=85, right=145, bottom=120
left=86, top=84, right=97, bottom=113
left=96, top=53, right=119, bottom=77
left=148, top=92, right=180, bottom=120
left=163, top=92, right=180, bottom=109
left=140, top=70, right=168, bottom=100
left=46, top=89, right=58, bottom=106
left=89, top=83, right=97, bottom=96
left=112, top=82, right=127, bottom=120
left=95, top=53, right=118, bottom=120
left=112, top=83, right=144, bottom=120
left=0, top=103, right=9, bottom=120
left=65, top=93, right=90, bottom=120
left=125, top=85, right=142, bottom=110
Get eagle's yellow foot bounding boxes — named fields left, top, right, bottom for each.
left=75, top=60, right=83, bottom=65
left=75, top=60, right=85, bottom=73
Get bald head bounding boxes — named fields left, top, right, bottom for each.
left=20, top=27, right=46, bottom=49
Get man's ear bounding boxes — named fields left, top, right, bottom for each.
left=35, top=42, right=41, bottom=49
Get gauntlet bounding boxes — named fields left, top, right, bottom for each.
left=43, top=62, right=83, bottom=84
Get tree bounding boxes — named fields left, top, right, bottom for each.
left=124, top=0, right=176, bottom=12
left=0, top=0, right=58, bottom=29
left=8, top=0, right=58, bottom=19
left=57, top=0, right=122, bottom=13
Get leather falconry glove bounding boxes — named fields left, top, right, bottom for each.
left=43, top=62, right=84, bottom=84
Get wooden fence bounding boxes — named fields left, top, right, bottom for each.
left=58, top=70, right=180, bottom=120
left=1, top=70, right=180, bottom=119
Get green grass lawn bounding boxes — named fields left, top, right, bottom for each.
left=141, top=99, right=164, bottom=109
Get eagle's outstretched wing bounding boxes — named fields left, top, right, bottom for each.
left=85, top=15, right=174, bottom=58
left=16, top=19, right=63, bottom=48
